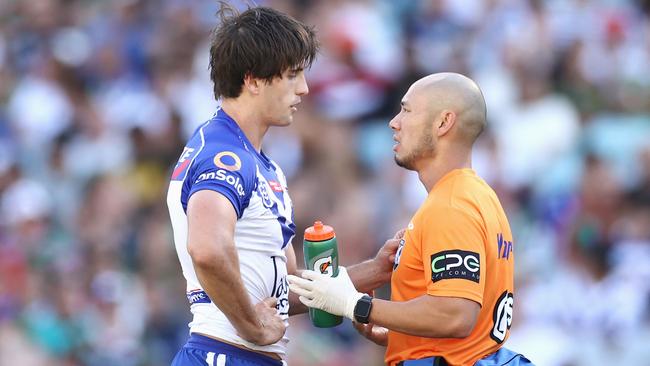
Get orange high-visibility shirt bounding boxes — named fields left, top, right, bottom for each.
left=386, top=169, right=515, bottom=366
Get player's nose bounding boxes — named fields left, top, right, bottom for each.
left=296, top=72, right=309, bottom=96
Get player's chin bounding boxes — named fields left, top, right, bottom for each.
left=273, top=115, right=293, bottom=126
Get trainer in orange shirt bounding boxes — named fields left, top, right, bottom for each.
left=288, top=73, right=533, bottom=366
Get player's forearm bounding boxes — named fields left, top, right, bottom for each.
left=369, top=295, right=478, bottom=338
left=191, top=244, right=263, bottom=342
left=347, top=259, right=392, bottom=294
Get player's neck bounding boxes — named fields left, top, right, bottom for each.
left=221, top=99, right=268, bottom=152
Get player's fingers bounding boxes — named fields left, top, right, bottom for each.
left=288, top=283, right=312, bottom=298
left=261, top=297, right=277, bottom=308
left=287, top=275, right=314, bottom=290
left=394, top=228, right=406, bottom=239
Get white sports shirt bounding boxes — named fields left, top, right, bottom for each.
left=167, top=108, right=295, bottom=357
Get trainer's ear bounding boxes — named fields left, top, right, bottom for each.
left=243, top=73, right=261, bottom=95
left=436, top=110, right=456, bottom=137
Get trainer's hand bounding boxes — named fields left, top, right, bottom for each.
left=373, top=228, right=405, bottom=279
left=242, top=297, right=286, bottom=346
left=353, top=321, right=388, bottom=346
left=287, top=267, right=363, bottom=320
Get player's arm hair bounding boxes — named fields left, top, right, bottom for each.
left=369, top=295, right=480, bottom=338
left=286, top=244, right=308, bottom=315
left=186, top=190, right=266, bottom=343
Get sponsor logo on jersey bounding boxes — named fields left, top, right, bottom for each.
left=430, top=249, right=480, bottom=283
left=257, top=180, right=274, bottom=208
left=497, top=233, right=513, bottom=260
left=314, top=256, right=334, bottom=276
left=214, top=151, right=242, bottom=171
left=172, top=147, right=196, bottom=179
left=271, top=256, right=290, bottom=316
left=186, top=289, right=211, bottom=305
left=196, top=169, right=246, bottom=197
left=268, top=180, right=283, bottom=192
left=491, top=290, right=514, bottom=343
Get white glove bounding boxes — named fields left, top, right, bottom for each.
left=287, top=266, right=364, bottom=320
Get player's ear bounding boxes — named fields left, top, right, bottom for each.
left=436, top=110, right=456, bottom=137
left=243, top=73, right=261, bottom=95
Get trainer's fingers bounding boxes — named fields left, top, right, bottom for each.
left=353, top=322, right=372, bottom=337
left=352, top=321, right=366, bottom=332
left=299, top=270, right=322, bottom=281
left=287, top=275, right=314, bottom=290
left=337, top=266, right=348, bottom=277
left=298, top=295, right=313, bottom=307
left=288, top=283, right=311, bottom=298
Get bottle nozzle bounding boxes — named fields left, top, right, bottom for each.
left=304, top=220, right=335, bottom=241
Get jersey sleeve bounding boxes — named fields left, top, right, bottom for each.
left=421, top=206, right=486, bottom=306
left=187, top=148, right=255, bottom=218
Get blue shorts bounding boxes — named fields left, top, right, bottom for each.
left=171, top=334, right=283, bottom=366
left=398, top=347, right=534, bottom=366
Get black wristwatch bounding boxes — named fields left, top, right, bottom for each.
left=353, top=295, right=373, bottom=324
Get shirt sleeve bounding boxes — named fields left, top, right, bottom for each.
left=187, top=148, right=255, bottom=218
left=421, top=206, right=486, bottom=306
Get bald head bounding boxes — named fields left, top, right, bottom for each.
left=412, top=72, right=487, bottom=144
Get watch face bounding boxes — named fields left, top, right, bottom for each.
left=356, top=300, right=371, bottom=315
left=355, top=296, right=373, bottom=323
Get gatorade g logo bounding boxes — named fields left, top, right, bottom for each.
left=214, top=151, right=242, bottom=171
left=430, top=250, right=480, bottom=283
left=314, top=256, right=333, bottom=276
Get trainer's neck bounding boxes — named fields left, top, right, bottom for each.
left=418, top=147, right=472, bottom=192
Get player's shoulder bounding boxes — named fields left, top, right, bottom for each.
left=192, top=114, right=257, bottom=175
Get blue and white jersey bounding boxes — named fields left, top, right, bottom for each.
left=167, top=109, right=295, bottom=357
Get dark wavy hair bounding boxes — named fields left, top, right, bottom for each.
left=209, top=3, right=319, bottom=99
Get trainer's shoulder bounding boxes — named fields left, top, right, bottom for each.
left=428, top=170, right=495, bottom=213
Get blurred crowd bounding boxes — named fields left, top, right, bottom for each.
left=1, top=0, right=649, bottom=365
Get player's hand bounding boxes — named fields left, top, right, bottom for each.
left=287, top=266, right=363, bottom=320
left=353, top=321, right=388, bottom=346
left=243, top=297, right=286, bottom=346
left=373, top=228, right=405, bottom=281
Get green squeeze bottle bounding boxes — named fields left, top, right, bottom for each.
left=303, top=221, right=343, bottom=328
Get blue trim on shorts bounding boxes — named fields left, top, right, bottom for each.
left=184, top=333, right=283, bottom=366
